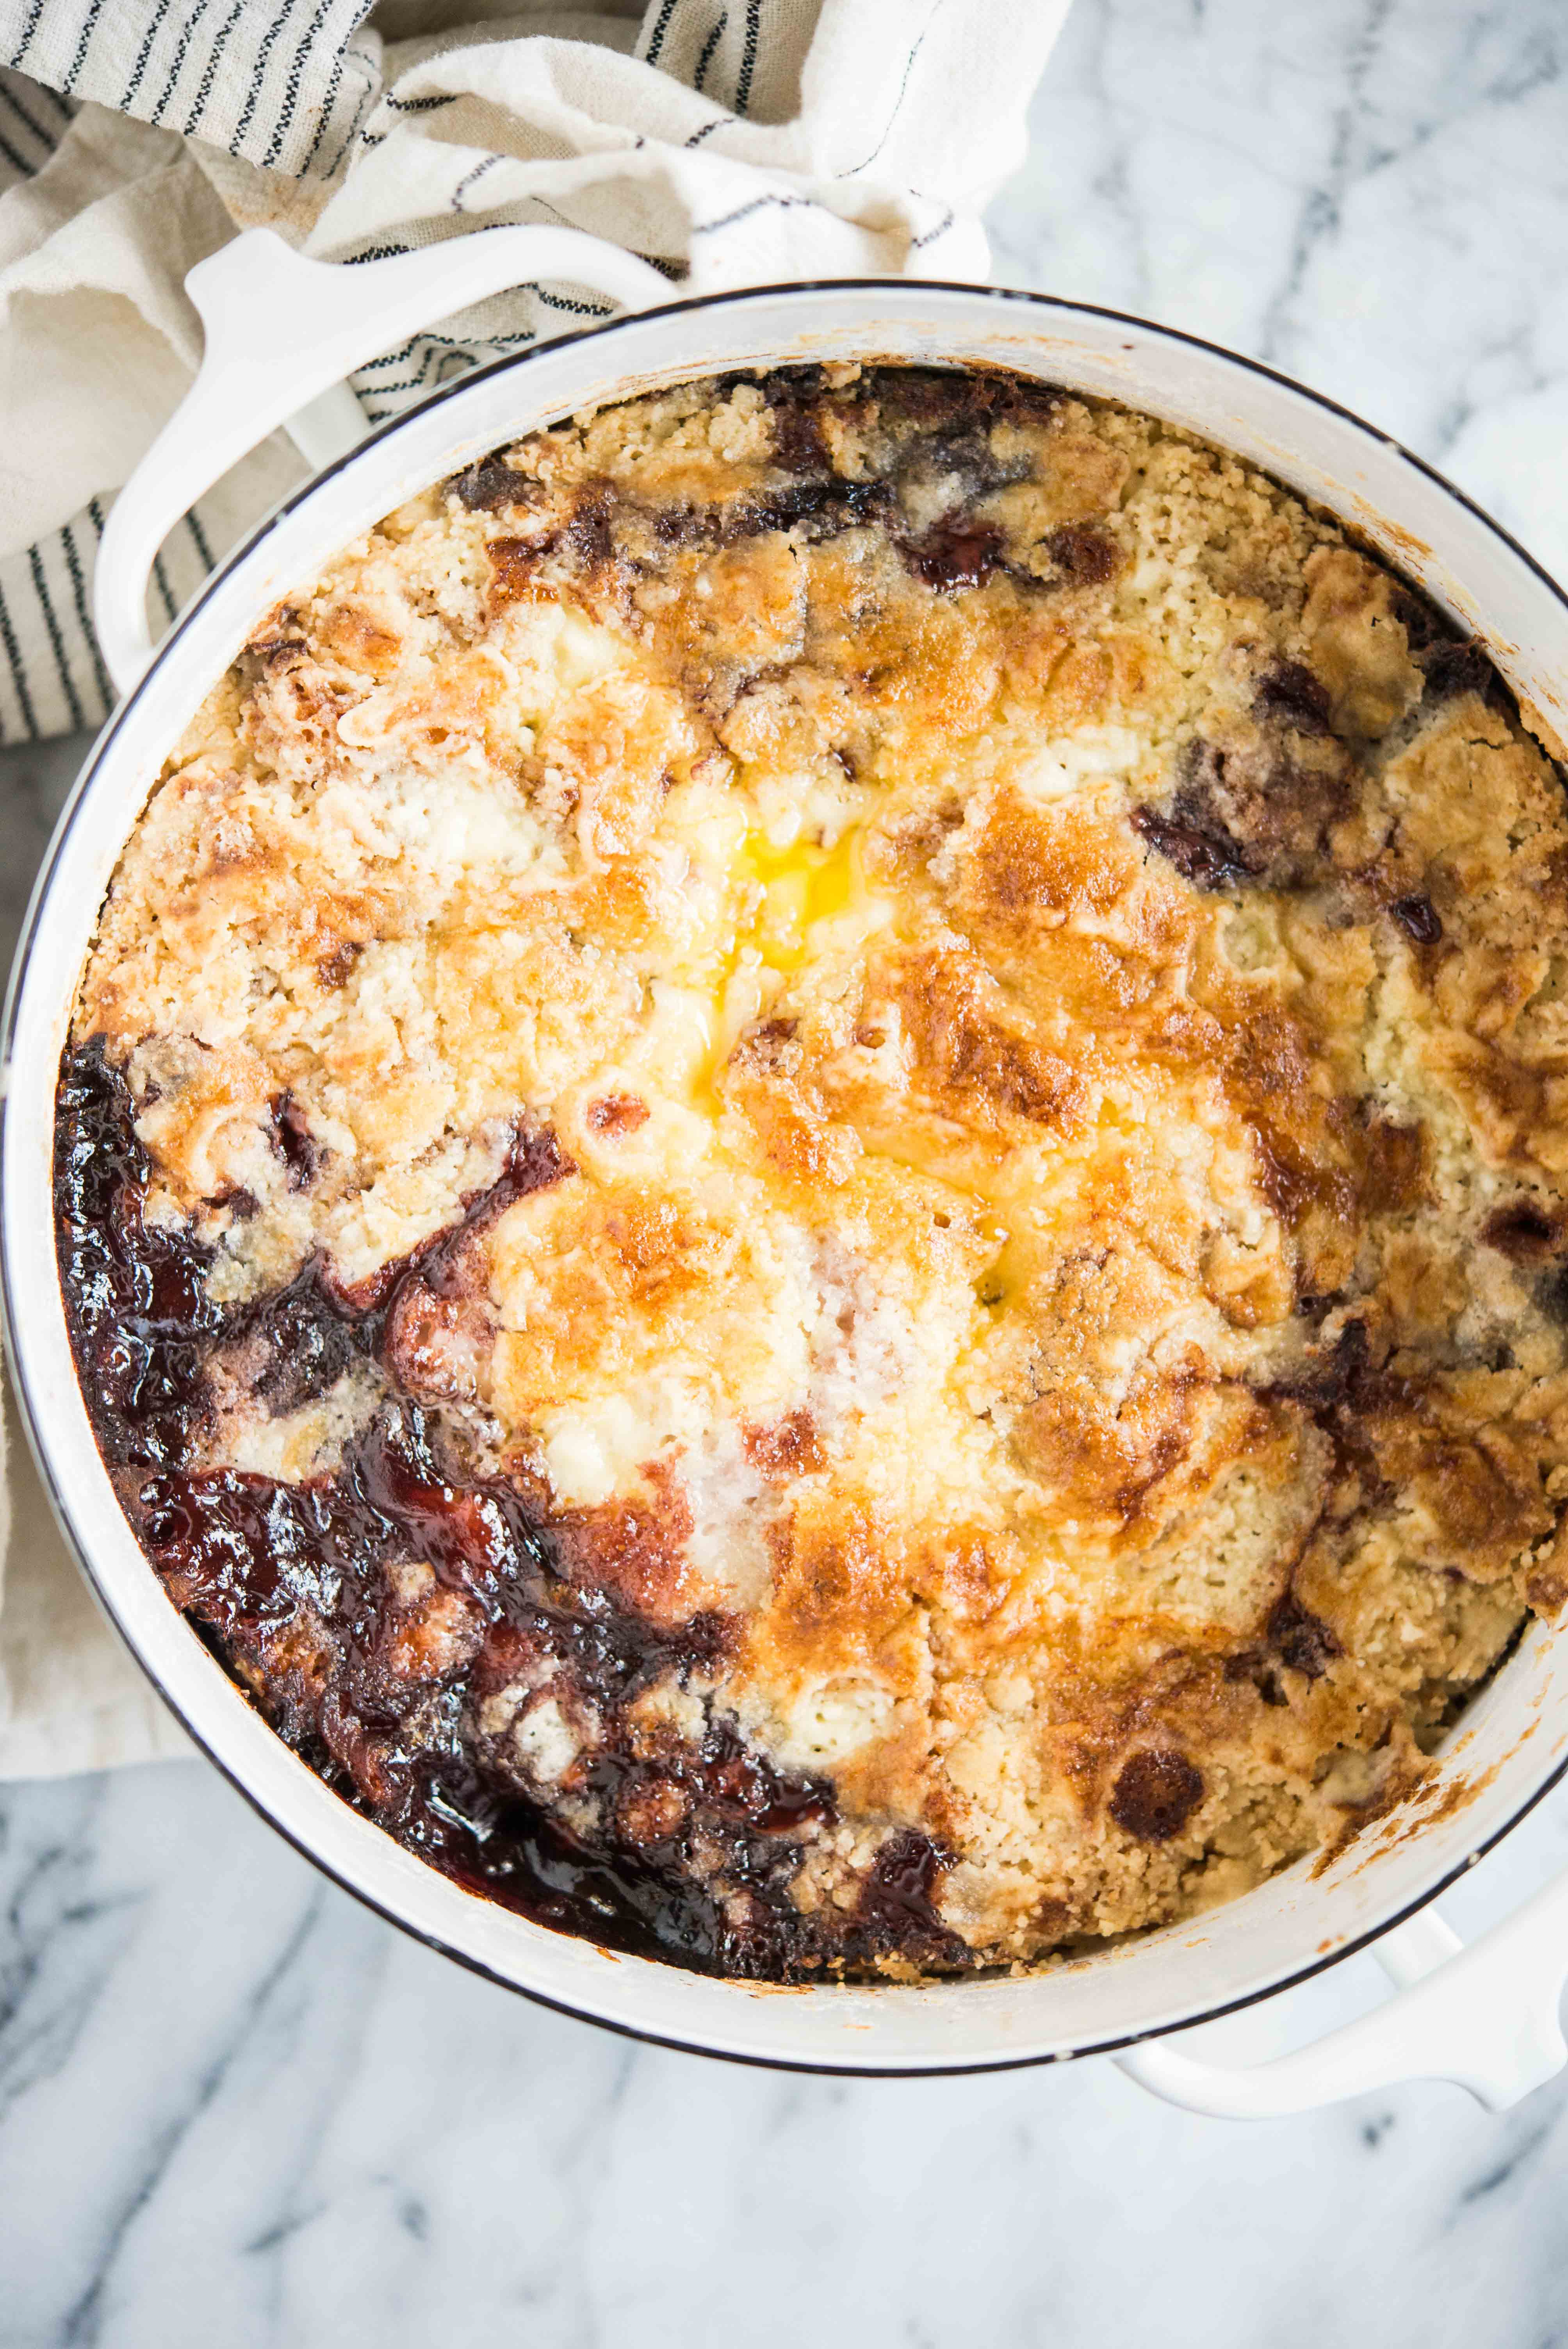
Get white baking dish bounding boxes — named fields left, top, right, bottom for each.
left=9, top=226, right=1568, bottom=2116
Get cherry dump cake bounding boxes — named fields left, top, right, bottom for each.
left=55, top=363, right=1568, bottom=1979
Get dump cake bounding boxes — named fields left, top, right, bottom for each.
left=55, top=363, right=1568, bottom=1980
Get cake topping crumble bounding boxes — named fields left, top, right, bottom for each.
left=54, top=362, right=1568, bottom=1980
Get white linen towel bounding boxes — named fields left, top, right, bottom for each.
left=0, top=0, right=1070, bottom=1776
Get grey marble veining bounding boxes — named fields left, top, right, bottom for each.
left=989, top=0, right=1568, bottom=582
left=5, top=2, right=1568, bottom=2339
left=5, top=1760, right=1568, bottom=2348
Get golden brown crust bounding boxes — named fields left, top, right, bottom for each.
left=64, top=362, right=1568, bottom=1971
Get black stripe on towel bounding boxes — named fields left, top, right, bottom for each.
left=151, top=0, right=212, bottom=127
left=734, top=0, right=760, bottom=114
left=232, top=0, right=304, bottom=159
left=262, top=0, right=336, bottom=167
left=62, top=0, right=109, bottom=95
left=60, top=522, right=113, bottom=712
left=0, top=586, right=38, bottom=740
left=6, top=0, right=50, bottom=69
left=28, top=547, right=85, bottom=731
left=694, top=11, right=726, bottom=93
left=121, top=0, right=176, bottom=110
left=836, top=12, right=936, bottom=178
left=182, top=0, right=246, bottom=137
left=150, top=552, right=178, bottom=626
left=642, top=0, right=681, bottom=70
left=691, top=190, right=820, bottom=237
left=321, top=53, right=378, bottom=177
left=910, top=205, right=957, bottom=250
left=0, top=71, right=69, bottom=151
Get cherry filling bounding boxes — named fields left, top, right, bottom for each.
left=53, top=1041, right=961, bottom=1979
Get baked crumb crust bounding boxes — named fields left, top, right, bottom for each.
left=54, top=362, right=1568, bottom=1979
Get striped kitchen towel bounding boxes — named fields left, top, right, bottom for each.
left=0, top=0, right=1071, bottom=1776
left=0, top=0, right=1070, bottom=747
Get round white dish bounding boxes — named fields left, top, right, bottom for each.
left=8, top=230, right=1568, bottom=2111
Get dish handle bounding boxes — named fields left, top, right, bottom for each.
left=1116, top=1866, right=1568, bottom=2117
left=93, top=225, right=671, bottom=696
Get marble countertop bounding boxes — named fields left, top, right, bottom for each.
left=5, top=2, right=1568, bottom=2339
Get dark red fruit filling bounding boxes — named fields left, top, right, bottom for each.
left=54, top=1041, right=961, bottom=1979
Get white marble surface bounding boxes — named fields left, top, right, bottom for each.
left=6, top=1, right=1568, bottom=2338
